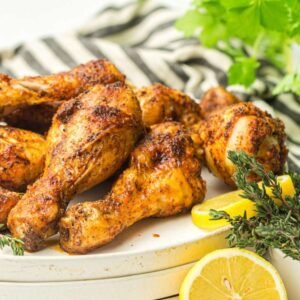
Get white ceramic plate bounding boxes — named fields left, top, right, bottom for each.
left=0, top=169, right=232, bottom=282
left=1, top=262, right=191, bottom=300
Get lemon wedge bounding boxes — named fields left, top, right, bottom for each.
left=180, top=248, right=287, bottom=300
left=192, top=175, right=295, bottom=229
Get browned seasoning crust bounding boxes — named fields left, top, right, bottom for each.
left=7, top=82, right=143, bottom=252
left=59, top=122, right=206, bottom=254
left=199, top=86, right=240, bottom=118
left=193, top=102, right=287, bottom=187
left=0, top=126, right=46, bottom=192
left=2, top=102, right=61, bottom=134
left=0, top=59, right=125, bottom=117
left=136, top=83, right=202, bottom=127
left=0, top=187, right=22, bottom=224
left=3, top=82, right=202, bottom=133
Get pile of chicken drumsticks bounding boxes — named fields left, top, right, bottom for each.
left=0, top=60, right=287, bottom=254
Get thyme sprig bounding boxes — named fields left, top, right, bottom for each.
left=0, top=224, right=24, bottom=256
left=210, top=151, right=300, bottom=260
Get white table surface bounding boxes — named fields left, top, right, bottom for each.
left=0, top=0, right=188, bottom=50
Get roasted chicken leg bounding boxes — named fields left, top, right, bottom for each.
left=0, top=126, right=46, bottom=191
left=199, top=86, right=240, bottom=118
left=2, top=102, right=61, bottom=134
left=59, top=122, right=206, bottom=254
left=8, top=82, right=143, bottom=251
left=136, top=83, right=202, bottom=127
left=0, top=187, right=22, bottom=224
left=193, top=102, right=287, bottom=186
left=3, top=82, right=202, bottom=133
left=0, top=59, right=124, bottom=117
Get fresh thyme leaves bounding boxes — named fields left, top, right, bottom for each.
left=0, top=224, right=24, bottom=256
left=209, top=150, right=300, bottom=260
left=176, top=0, right=300, bottom=95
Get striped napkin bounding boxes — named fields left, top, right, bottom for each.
left=0, top=0, right=299, bottom=172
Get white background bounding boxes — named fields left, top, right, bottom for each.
left=0, top=0, right=189, bottom=50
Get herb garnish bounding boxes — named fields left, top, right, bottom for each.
left=176, top=1, right=300, bottom=95
left=210, top=150, right=300, bottom=260
left=0, top=224, right=24, bottom=256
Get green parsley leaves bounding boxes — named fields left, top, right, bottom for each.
left=176, top=0, right=300, bottom=95
left=228, top=57, right=260, bottom=87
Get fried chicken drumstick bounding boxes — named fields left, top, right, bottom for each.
left=0, top=59, right=124, bottom=118
left=193, top=102, right=287, bottom=187
left=199, top=86, right=240, bottom=118
left=0, top=187, right=22, bottom=224
left=2, top=81, right=201, bottom=133
left=8, top=82, right=142, bottom=251
left=0, top=126, right=46, bottom=191
left=2, top=102, right=61, bottom=134
left=136, top=83, right=202, bottom=127
left=0, top=126, right=46, bottom=224
left=59, top=122, right=206, bottom=254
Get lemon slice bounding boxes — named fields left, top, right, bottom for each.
left=192, top=175, right=295, bottom=229
left=180, top=248, right=287, bottom=300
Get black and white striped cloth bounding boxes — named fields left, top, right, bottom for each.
left=0, top=0, right=299, bottom=172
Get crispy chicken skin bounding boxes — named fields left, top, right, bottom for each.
left=0, top=126, right=46, bottom=191
left=59, top=122, right=206, bottom=254
left=136, top=83, right=202, bottom=127
left=200, top=87, right=240, bottom=118
left=193, top=102, right=287, bottom=187
left=8, top=82, right=143, bottom=251
left=0, top=59, right=125, bottom=117
left=2, top=102, right=61, bottom=134
left=3, top=83, right=201, bottom=133
left=0, top=187, right=21, bottom=224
